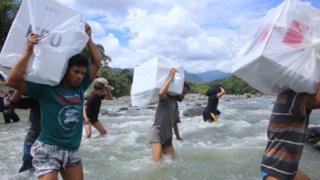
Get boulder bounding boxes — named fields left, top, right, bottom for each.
left=183, top=106, right=204, bottom=117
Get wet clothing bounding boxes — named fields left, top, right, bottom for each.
left=203, top=84, right=222, bottom=122
left=3, top=96, right=20, bottom=123
left=26, top=72, right=91, bottom=151
left=203, top=95, right=220, bottom=122
left=20, top=141, right=34, bottom=172
left=150, top=95, right=179, bottom=145
left=11, top=97, right=41, bottom=172
left=31, top=140, right=82, bottom=178
left=261, top=90, right=310, bottom=180
left=12, top=97, right=41, bottom=142
left=85, top=94, right=105, bottom=124
left=0, top=97, right=3, bottom=112
left=174, top=101, right=181, bottom=124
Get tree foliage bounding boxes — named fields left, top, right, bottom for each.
left=0, top=0, right=259, bottom=97
left=96, top=44, right=112, bottom=67
left=81, top=44, right=111, bottom=67
left=98, top=67, right=133, bottom=98
left=0, top=0, right=20, bottom=50
left=188, top=75, right=261, bottom=95
left=95, top=67, right=260, bottom=97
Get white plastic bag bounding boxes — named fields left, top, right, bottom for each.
left=233, top=0, right=320, bottom=95
left=0, top=0, right=88, bottom=85
left=131, top=57, right=185, bottom=107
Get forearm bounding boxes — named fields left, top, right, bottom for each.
left=83, top=105, right=89, bottom=120
left=173, top=124, right=180, bottom=138
left=309, top=84, right=320, bottom=109
left=315, top=84, right=320, bottom=103
left=159, top=73, right=174, bottom=97
left=9, top=91, right=22, bottom=103
left=217, top=87, right=225, bottom=98
left=105, top=89, right=113, bottom=100
left=87, top=39, right=101, bottom=79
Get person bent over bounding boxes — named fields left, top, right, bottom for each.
left=203, top=84, right=225, bottom=122
left=83, top=78, right=113, bottom=138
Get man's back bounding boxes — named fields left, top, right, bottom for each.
left=261, top=90, right=311, bottom=180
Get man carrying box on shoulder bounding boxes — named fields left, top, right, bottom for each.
left=5, top=23, right=101, bottom=180
left=261, top=85, right=320, bottom=180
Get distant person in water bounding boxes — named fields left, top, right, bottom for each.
left=261, top=86, right=320, bottom=180
left=203, top=84, right=225, bottom=122
left=8, top=90, right=40, bottom=173
left=83, top=77, right=113, bottom=138
left=2, top=89, right=20, bottom=123
left=150, top=68, right=190, bottom=162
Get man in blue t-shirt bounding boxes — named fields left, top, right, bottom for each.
left=6, top=24, right=101, bottom=179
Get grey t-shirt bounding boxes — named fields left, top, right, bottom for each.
left=152, top=95, right=179, bottom=144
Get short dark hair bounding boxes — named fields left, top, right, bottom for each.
left=184, top=82, right=190, bottom=91
left=67, top=54, right=89, bottom=70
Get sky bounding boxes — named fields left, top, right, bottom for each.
left=56, top=0, right=320, bottom=73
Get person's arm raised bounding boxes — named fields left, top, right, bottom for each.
left=306, top=84, right=320, bottom=110
left=217, top=87, right=225, bottom=98
left=85, top=23, right=101, bottom=80
left=104, top=87, right=113, bottom=100
left=158, top=68, right=176, bottom=100
left=6, top=33, right=39, bottom=92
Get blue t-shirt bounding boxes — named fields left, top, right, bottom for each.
left=26, top=72, right=91, bottom=150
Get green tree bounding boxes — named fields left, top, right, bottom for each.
left=98, top=67, right=133, bottom=98
left=81, top=44, right=111, bottom=67
left=189, top=76, right=261, bottom=95
left=96, top=44, right=111, bottom=67
left=0, top=0, right=20, bottom=50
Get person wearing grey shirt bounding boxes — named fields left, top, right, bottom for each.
left=150, top=68, right=189, bottom=162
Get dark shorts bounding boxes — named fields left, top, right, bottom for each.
left=89, top=118, right=99, bottom=124
left=149, top=127, right=173, bottom=147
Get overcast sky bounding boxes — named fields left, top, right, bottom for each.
left=56, top=0, right=320, bottom=73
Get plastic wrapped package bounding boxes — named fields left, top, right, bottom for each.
left=233, top=0, right=320, bottom=95
left=0, top=0, right=88, bottom=85
left=131, top=57, right=185, bottom=107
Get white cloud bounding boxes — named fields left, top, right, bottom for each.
left=86, top=20, right=106, bottom=38
left=55, top=0, right=285, bottom=73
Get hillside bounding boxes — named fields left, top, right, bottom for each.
left=189, top=75, right=260, bottom=95
left=185, top=70, right=231, bottom=83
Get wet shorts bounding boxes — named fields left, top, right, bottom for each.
left=149, top=127, right=173, bottom=147
left=30, top=141, right=82, bottom=177
left=89, top=118, right=99, bottom=124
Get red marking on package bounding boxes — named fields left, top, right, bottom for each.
left=244, top=24, right=271, bottom=55
left=283, top=20, right=309, bottom=46
left=257, top=25, right=271, bottom=44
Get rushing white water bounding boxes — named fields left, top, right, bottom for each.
left=1, top=95, right=320, bottom=180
